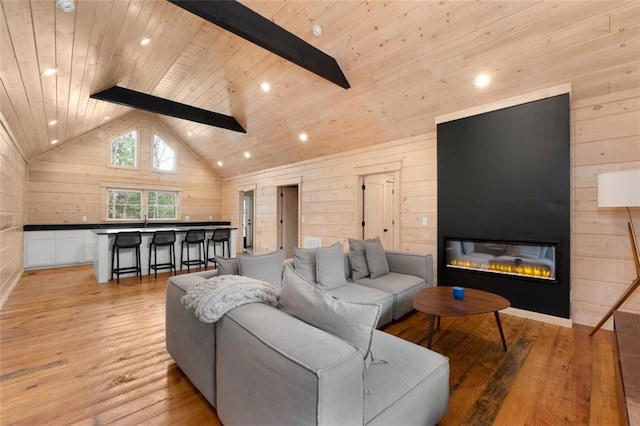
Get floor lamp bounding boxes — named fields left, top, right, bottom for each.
left=589, top=169, right=640, bottom=336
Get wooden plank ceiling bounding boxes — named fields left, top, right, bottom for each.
left=1, top=0, right=638, bottom=178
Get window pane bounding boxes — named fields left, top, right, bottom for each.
left=111, top=130, right=137, bottom=167
left=107, top=189, right=142, bottom=220
left=152, top=135, right=175, bottom=172
left=147, top=191, right=177, bottom=220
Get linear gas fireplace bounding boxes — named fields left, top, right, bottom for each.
left=437, top=94, right=570, bottom=318
left=445, top=239, right=556, bottom=282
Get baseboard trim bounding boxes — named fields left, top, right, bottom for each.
left=502, top=307, right=573, bottom=328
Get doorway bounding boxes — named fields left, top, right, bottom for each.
left=361, top=173, right=397, bottom=248
left=277, top=185, right=299, bottom=258
left=242, top=190, right=254, bottom=253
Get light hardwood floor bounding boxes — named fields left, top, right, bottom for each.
left=0, top=265, right=622, bottom=425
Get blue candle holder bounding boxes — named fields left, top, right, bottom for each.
left=452, top=286, right=465, bottom=300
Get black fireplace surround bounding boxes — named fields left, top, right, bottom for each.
left=437, top=94, right=570, bottom=318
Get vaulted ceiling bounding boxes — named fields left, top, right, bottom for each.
left=1, top=0, right=638, bottom=178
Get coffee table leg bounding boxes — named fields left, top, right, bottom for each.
left=427, top=315, right=435, bottom=349
left=494, top=311, right=507, bottom=351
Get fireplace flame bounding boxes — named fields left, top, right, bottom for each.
left=449, top=259, right=552, bottom=279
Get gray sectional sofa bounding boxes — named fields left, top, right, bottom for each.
left=165, top=243, right=449, bottom=425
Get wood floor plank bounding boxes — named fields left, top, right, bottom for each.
left=590, top=329, right=623, bottom=425
left=556, top=325, right=593, bottom=425
left=0, top=265, right=621, bottom=424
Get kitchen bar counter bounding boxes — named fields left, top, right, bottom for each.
left=93, top=225, right=237, bottom=283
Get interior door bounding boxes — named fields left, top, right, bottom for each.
left=363, top=174, right=395, bottom=247
left=277, top=185, right=299, bottom=258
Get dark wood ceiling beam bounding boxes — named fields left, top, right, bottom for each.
left=90, top=86, right=246, bottom=133
left=168, top=0, right=350, bottom=89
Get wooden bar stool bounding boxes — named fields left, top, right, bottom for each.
left=110, top=231, right=142, bottom=283
left=180, top=229, right=206, bottom=273
left=149, top=230, right=176, bottom=278
left=206, top=228, right=231, bottom=269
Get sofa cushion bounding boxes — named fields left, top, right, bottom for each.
left=279, top=264, right=380, bottom=359
left=355, top=273, right=427, bottom=320
left=216, top=257, right=239, bottom=275
left=168, top=270, right=218, bottom=291
left=238, top=250, right=286, bottom=288
left=364, top=330, right=449, bottom=425
left=328, top=284, right=394, bottom=328
left=365, top=240, right=390, bottom=279
left=349, top=237, right=380, bottom=280
left=293, top=247, right=316, bottom=282
left=219, top=303, right=364, bottom=426
left=315, top=242, right=349, bottom=290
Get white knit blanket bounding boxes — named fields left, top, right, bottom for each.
left=181, top=275, right=280, bottom=323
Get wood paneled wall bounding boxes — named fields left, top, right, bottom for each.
left=222, top=87, right=640, bottom=328
left=0, top=114, right=27, bottom=308
left=572, top=87, right=640, bottom=326
left=221, top=133, right=438, bottom=267
left=27, top=111, right=223, bottom=224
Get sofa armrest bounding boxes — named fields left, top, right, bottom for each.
left=385, top=250, right=433, bottom=286
left=216, top=304, right=364, bottom=426
left=166, top=276, right=217, bottom=407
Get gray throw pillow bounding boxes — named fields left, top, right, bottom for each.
left=238, top=250, right=286, bottom=288
left=216, top=257, right=239, bottom=275
left=365, top=240, right=390, bottom=279
left=315, top=242, right=348, bottom=290
left=279, top=264, right=380, bottom=359
left=348, top=237, right=380, bottom=280
left=293, top=247, right=316, bottom=282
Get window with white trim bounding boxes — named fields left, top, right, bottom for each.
left=107, top=189, right=142, bottom=220
left=152, top=134, right=175, bottom=172
left=107, top=188, right=178, bottom=221
left=147, top=191, right=178, bottom=219
left=110, top=130, right=137, bottom=167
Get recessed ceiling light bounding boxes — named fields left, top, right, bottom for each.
left=104, top=116, right=110, bottom=121
left=474, top=74, right=491, bottom=88
left=187, top=131, right=193, bottom=137
left=50, top=139, right=58, bottom=145
left=140, top=38, right=151, bottom=46
left=260, top=82, right=270, bottom=93
left=217, top=161, right=223, bottom=167
left=244, top=152, right=251, bottom=159
left=42, top=68, right=57, bottom=76
left=312, top=25, right=322, bottom=37
left=48, top=120, right=58, bottom=126
left=55, top=0, right=75, bottom=13
left=299, top=132, right=308, bottom=142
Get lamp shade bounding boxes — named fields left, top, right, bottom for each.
left=597, top=169, right=640, bottom=207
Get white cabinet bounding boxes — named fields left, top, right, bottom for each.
left=24, top=230, right=95, bottom=269
left=24, top=231, right=56, bottom=268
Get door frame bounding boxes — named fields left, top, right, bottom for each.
left=355, top=164, right=401, bottom=249
left=276, top=184, right=300, bottom=257
left=274, top=177, right=302, bottom=253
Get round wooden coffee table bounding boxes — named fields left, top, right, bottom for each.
left=413, top=286, right=510, bottom=351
